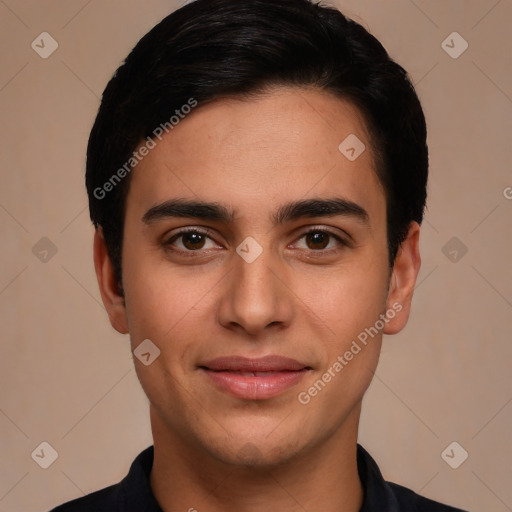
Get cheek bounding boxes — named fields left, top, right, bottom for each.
left=294, top=265, right=387, bottom=414
left=297, top=260, right=389, bottom=342
left=121, top=243, right=224, bottom=361
left=123, top=271, right=197, bottom=343
left=121, top=238, right=178, bottom=342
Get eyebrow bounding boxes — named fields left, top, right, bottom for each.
left=142, top=197, right=369, bottom=226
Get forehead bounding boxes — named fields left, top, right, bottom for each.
left=126, top=87, right=385, bottom=224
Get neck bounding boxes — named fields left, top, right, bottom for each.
left=149, top=405, right=364, bottom=512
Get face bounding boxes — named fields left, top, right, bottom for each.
left=95, top=87, right=420, bottom=467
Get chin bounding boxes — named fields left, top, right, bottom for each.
left=201, top=429, right=305, bottom=469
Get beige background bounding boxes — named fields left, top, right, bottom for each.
left=0, top=1, right=511, bottom=511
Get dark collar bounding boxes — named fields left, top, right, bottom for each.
left=116, top=444, right=464, bottom=512
left=357, top=444, right=400, bottom=511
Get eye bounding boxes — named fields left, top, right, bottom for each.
left=164, top=228, right=220, bottom=252
left=293, top=228, right=347, bottom=252
left=163, top=226, right=349, bottom=257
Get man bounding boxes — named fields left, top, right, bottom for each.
left=50, top=0, right=467, bottom=510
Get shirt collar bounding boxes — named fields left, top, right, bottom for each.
left=119, top=445, right=163, bottom=511
left=357, top=444, right=400, bottom=511
left=119, top=444, right=399, bottom=512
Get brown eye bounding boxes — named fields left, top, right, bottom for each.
left=305, top=231, right=330, bottom=250
left=293, top=228, right=348, bottom=253
left=181, top=232, right=207, bottom=250
left=165, top=229, right=218, bottom=253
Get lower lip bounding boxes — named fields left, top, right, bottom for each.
left=201, top=368, right=309, bottom=400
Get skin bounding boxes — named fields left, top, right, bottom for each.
left=94, top=87, right=421, bottom=512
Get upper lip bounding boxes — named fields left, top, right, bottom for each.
left=200, top=355, right=310, bottom=372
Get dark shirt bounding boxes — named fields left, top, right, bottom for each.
left=49, top=444, right=468, bottom=511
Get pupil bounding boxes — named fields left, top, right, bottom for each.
left=308, top=232, right=328, bottom=250
left=184, top=233, right=205, bottom=250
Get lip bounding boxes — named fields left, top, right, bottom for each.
left=199, top=355, right=311, bottom=400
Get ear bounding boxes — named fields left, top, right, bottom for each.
left=93, top=227, right=129, bottom=334
left=383, top=221, right=421, bottom=335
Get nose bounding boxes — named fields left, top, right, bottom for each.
left=217, top=245, right=294, bottom=337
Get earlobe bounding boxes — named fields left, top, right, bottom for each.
left=93, top=227, right=129, bottom=334
left=383, top=222, right=421, bottom=335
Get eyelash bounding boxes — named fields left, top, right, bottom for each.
left=163, top=226, right=349, bottom=257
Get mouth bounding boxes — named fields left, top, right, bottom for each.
left=199, top=355, right=312, bottom=400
